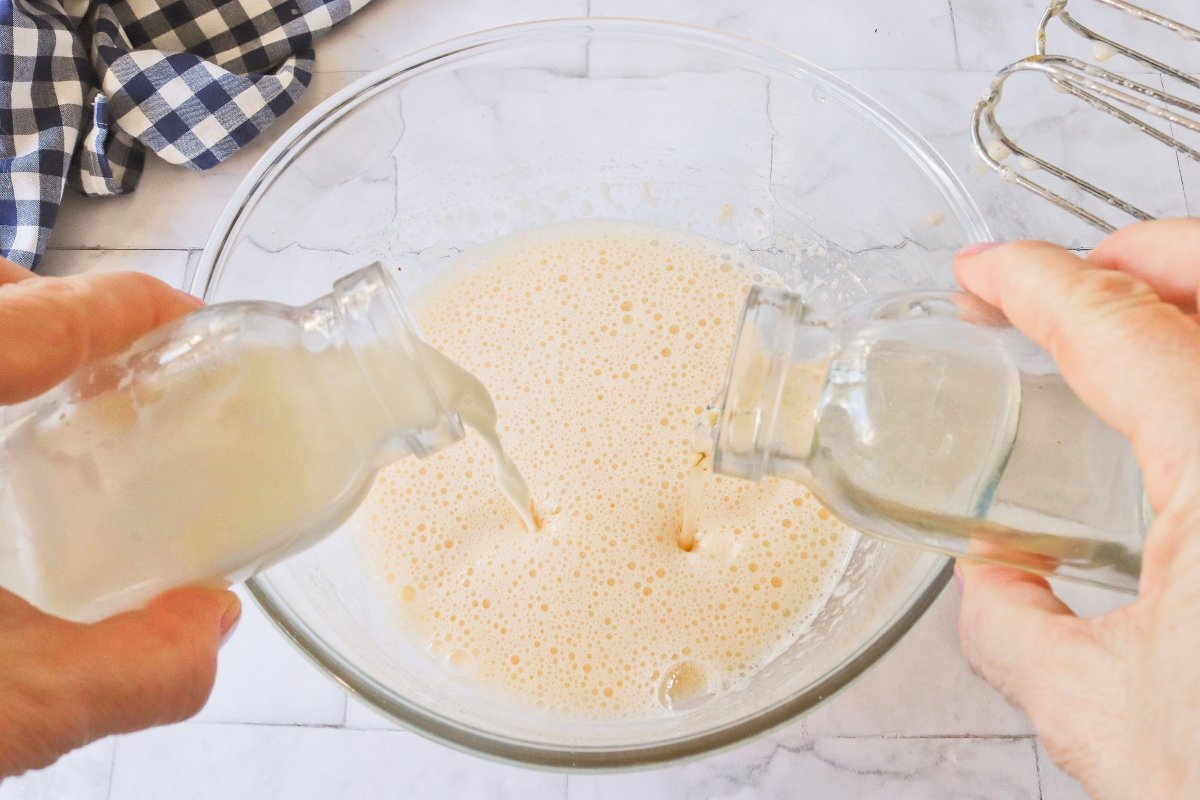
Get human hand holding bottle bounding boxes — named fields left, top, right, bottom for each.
left=953, top=219, right=1200, bottom=799
left=0, top=259, right=240, bottom=778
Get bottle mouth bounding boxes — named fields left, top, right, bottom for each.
left=711, top=285, right=833, bottom=481
left=332, top=263, right=464, bottom=458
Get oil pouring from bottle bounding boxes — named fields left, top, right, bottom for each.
left=694, top=285, right=1146, bottom=592
left=0, top=264, right=536, bottom=623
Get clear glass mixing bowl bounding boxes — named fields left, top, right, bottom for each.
left=195, top=19, right=989, bottom=769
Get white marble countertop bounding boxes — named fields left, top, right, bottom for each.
left=5, top=1, right=1194, bottom=798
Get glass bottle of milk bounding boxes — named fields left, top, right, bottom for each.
left=0, top=264, right=531, bottom=622
left=705, top=286, right=1147, bottom=592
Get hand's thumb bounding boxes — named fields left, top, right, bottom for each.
left=956, top=560, right=1090, bottom=716
left=78, top=587, right=240, bottom=735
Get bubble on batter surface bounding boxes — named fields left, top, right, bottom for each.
left=360, top=221, right=855, bottom=717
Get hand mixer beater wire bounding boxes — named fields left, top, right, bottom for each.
left=971, top=0, right=1200, bottom=233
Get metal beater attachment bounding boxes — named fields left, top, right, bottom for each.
left=972, top=0, right=1200, bottom=233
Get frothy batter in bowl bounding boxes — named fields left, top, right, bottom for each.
left=359, top=221, right=855, bottom=716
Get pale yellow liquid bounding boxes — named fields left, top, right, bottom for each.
left=2, top=323, right=533, bottom=622
left=3, top=345, right=389, bottom=622
left=360, top=222, right=855, bottom=716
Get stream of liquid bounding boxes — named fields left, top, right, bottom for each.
left=411, top=341, right=538, bottom=532
left=359, top=221, right=856, bottom=716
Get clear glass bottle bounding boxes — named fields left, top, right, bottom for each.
left=0, top=264, right=465, bottom=621
left=707, top=285, right=1146, bottom=592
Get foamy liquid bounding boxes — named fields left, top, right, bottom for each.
left=360, top=221, right=856, bottom=716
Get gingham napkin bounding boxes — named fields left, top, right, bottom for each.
left=1, top=0, right=370, bottom=268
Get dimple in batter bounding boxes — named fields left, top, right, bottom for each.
left=359, top=221, right=855, bottom=717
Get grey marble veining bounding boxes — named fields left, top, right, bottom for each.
left=190, top=588, right=347, bottom=726
left=804, top=589, right=1032, bottom=738
left=105, top=725, right=568, bottom=800
left=36, top=248, right=191, bottom=286
left=51, top=157, right=245, bottom=250
left=842, top=69, right=1190, bottom=248
left=316, top=0, right=590, bottom=73
left=8, top=1, right=1196, bottom=798
left=591, top=0, right=959, bottom=71
left=567, top=734, right=1040, bottom=800
left=1037, top=741, right=1094, bottom=800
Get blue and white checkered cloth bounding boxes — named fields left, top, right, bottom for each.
left=1, top=0, right=370, bottom=268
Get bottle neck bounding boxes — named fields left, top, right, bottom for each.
left=710, top=285, right=834, bottom=482
left=316, top=263, right=464, bottom=461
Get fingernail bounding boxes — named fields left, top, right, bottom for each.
left=956, top=241, right=1003, bottom=258
left=219, top=595, right=242, bottom=646
left=953, top=563, right=964, bottom=593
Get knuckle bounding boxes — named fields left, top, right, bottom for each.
left=1043, top=269, right=1159, bottom=360
left=161, top=653, right=217, bottom=723
left=955, top=592, right=988, bottom=675
left=120, top=272, right=179, bottom=314
left=1067, top=267, right=1156, bottom=308
left=956, top=612, right=980, bottom=670
left=121, top=271, right=171, bottom=302
left=1003, top=239, right=1063, bottom=264
left=31, top=278, right=91, bottom=360
left=172, top=658, right=217, bottom=720
left=143, top=614, right=218, bottom=722
left=143, top=608, right=193, bottom=652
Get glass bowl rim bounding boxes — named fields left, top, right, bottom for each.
left=196, top=16, right=974, bottom=770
